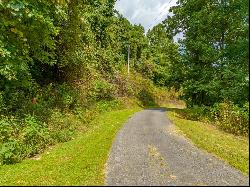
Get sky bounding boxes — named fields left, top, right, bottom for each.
left=114, top=0, right=178, bottom=33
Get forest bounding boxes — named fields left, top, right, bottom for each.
left=0, top=0, right=248, bottom=168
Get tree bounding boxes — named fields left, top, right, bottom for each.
left=0, top=0, right=61, bottom=109
left=146, top=23, right=181, bottom=87
left=165, top=0, right=249, bottom=106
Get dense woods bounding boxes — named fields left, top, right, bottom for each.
left=0, top=0, right=248, bottom=165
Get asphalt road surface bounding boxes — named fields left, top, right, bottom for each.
left=105, top=108, right=249, bottom=186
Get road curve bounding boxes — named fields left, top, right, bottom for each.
left=105, top=108, right=249, bottom=186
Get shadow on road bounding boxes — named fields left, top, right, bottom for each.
left=143, top=105, right=186, bottom=117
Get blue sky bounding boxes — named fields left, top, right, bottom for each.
left=114, top=0, right=177, bottom=32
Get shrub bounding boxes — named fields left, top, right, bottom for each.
left=0, top=115, right=52, bottom=165
left=21, top=115, right=51, bottom=156
left=0, top=140, right=21, bottom=165
left=0, top=116, right=19, bottom=143
left=95, top=100, right=122, bottom=112
left=138, top=89, right=157, bottom=107
left=177, top=105, right=211, bottom=122
left=90, top=79, right=117, bottom=101
left=0, top=117, right=21, bottom=164
left=57, top=84, right=76, bottom=109
left=48, top=110, right=78, bottom=143
left=213, top=102, right=249, bottom=136
left=178, top=101, right=249, bottom=136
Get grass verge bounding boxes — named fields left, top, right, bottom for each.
left=167, top=108, right=249, bottom=175
left=0, top=108, right=141, bottom=186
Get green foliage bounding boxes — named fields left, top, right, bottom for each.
left=213, top=102, right=249, bottom=136
left=179, top=105, right=211, bottom=122
left=56, top=83, right=76, bottom=109
left=0, top=115, right=50, bottom=164
left=162, top=0, right=249, bottom=138
left=126, top=71, right=158, bottom=106
left=95, top=100, right=122, bottom=112
left=48, top=110, right=79, bottom=143
left=146, top=24, right=181, bottom=87
left=177, top=101, right=249, bottom=136
left=0, top=117, right=20, bottom=164
left=0, top=108, right=141, bottom=186
left=0, top=140, right=20, bottom=165
left=91, top=79, right=117, bottom=101
left=0, top=100, right=124, bottom=165
left=0, top=0, right=59, bottom=86
left=165, top=0, right=249, bottom=106
left=0, top=0, right=153, bottom=115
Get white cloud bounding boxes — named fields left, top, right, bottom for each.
left=115, top=0, right=177, bottom=32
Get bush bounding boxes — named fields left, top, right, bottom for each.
left=90, top=79, right=117, bottom=101
left=124, top=70, right=158, bottom=106
left=213, top=102, right=249, bottom=136
left=178, top=101, right=249, bottom=136
left=0, top=117, right=21, bottom=164
left=21, top=115, right=51, bottom=155
left=0, top=115, right=52, bottom=165
left=48, top=110, right=80, bottom=143
left=138, top=89, right=157, bottom=106
left=0, top=140, right=21, bottom=165
left=177, top=105, right=211, bottom=122
left=0, top=96, right=127, bottom=165
left=95, top=100, right=122, bottom=112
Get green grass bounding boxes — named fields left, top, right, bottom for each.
left=0, top=108, right=141, bottom=186
left=167, top=109, right=249, bottom=175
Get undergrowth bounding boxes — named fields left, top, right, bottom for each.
left=0, top=68, right=174, bottom=166
left=176, top=101, right=249, bottom=136
left=0, top=108, right=141, bottom=186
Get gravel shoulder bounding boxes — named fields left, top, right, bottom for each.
left=105, top=108, right=249, bottom=186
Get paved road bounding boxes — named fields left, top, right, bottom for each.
left=105, top=108, right=249, bottom=186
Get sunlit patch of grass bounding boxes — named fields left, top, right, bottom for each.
left=167, top=110, right=249, bottom=175
left=0, top=108, right=141, bottom=186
